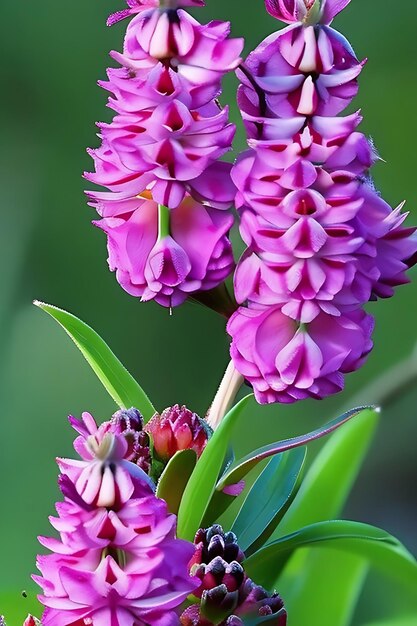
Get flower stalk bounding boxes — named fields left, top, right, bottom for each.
left=207, top=361, right=244, bottom=430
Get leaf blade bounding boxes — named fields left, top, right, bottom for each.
left=231, top=447, right=306, bottom=554
left=217, top=406, right=373, bottom=491
left=177, top=394, right=253, bottom=541
left=244, top=520, right=417, bottom=592
left=34, top=301, right=156, bottom=420
left=275, top=406, right=381, bottom=626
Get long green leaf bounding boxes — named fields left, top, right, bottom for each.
left=279, top=550, right=368, bottom=626
left=217, top=406, right=372, bottom=491
left=177, top=395, right=253, bottom=541
left=277, top=408, right=380, bottom=535
left=231, top=448, right=306, bottom=554
left=275, top=407, right=380, bottom=626
left=156, top=449, right=197, bottom=515
left=34, top=301, right=156, bottom=420
left=244, top=520, right=417, bottom=592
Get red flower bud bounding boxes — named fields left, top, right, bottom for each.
left=145, top=405, right=209, bottom=462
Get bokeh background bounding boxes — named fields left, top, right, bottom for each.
left=1, top=0, right=416, bottom=623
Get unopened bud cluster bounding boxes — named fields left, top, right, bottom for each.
left=182, top=525, right=287, bottom=625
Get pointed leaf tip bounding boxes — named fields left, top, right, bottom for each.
left=34, top=300, right=156, bottom=420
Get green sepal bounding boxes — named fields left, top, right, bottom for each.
left=156, top=449, right=197, bottom=515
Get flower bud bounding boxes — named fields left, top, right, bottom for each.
left=145, top=404, right=209, bottom=462
left=191, top=525, right=245, bottom=569
left=23, top=617, right=41, bottom=626
left=235, top=579, right=287, bottom=624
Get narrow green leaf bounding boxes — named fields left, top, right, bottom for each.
left=244, top=520, right=417, bottom=592
left=277, top=407, right=380, bottom=535
left=177, top=395, right=253, bottom=541
left=217, top=406, right=372, bottom=491
left=231, top=448, right=306, bottom=554
left=156, top=449, right=197, bottom=515
left=34, top=301, right=156, bottom=420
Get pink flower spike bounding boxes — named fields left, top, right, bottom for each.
left=36, top=414, right=199, bottom=625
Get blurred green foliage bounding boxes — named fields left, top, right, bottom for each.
left=0, top=0, right=416, bottom=623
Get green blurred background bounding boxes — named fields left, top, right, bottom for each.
left=0, top=0, right=416, bottom=623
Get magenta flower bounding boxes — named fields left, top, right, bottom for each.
left=238, top=22, right=364, bottom=127
left=228, top=306, right=373, bottom=404
left=35, top=413, right=199, bottom=626
left=88, top=101, right=235, bottom=209
left=227, top=0, right=417, bottom=404
left=93, top=194, right=234, bottom=307
left=108, top=0, right=206, bottom=27
left=265, top=0, right=351, bottom=25
left=87, top=0, right=242, bottom=308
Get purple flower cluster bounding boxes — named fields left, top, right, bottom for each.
left=87, top=0, right=243, bottom=307
left=228, top=0, right=417, bottom=404
left=35, top=411, right=198, bottom=626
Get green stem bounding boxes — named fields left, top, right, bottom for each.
left=158, top=204, right=170, bottom=240
left=191, top=283, right=238, bottom=319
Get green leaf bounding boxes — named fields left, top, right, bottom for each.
left=275, top=407, right=380, bottom=626
left=231, top=447, right=306, bottom=555
left=277, top=407, right=380, bottom=535
left=34, top=301, right=156, bottom=420
left=244, top=520, right=417, bottom=592
left=156, top=449, right=197, bottom=515
left=279, top=550, right=368, bottom=626
left=217, top=406, right=372, bottom=491
left=177, top=395, right=253, bottom=541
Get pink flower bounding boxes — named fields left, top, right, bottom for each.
left=229, top=0, right=416, bottom=404
left=35, top=413, right=199, bottom=625
left=238, top=23, right=364, bottom=125
left=87, top=1, right=242, bottom=308
left=265, top=0, right=351, bottom=25
left=88, top=101, right=235, bottom=209
left=108, top=0, right=206, bottom=27
left=93, top=195, right=234, bottom=308
left=114, top=10, right=243, bottom=100
left=228, top=306, right=373, bottom=404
